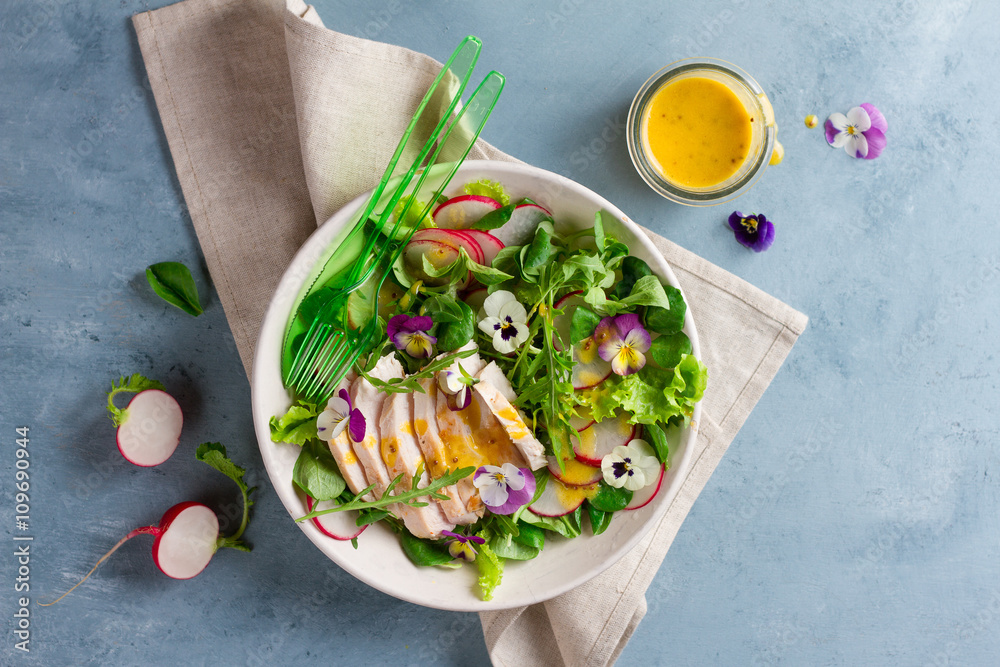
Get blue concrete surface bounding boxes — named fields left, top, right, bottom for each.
left=2, top=0, right=998, bottom=664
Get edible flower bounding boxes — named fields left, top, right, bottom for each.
left=316, top=388, right=366, bottom=443
left=473, top=463, right=536, bottom=515
left=728, top=211, right=775, bottom=252
left=594, top=314, right=651, bottom=376
left=442, top=530, right=486, bottom=562
left=387, top=314, right=436, bottom=358
left=824, top=103, right=887, bottom=160
left=601, top=439, right=660, bottom=491
left=437, top=368, right=476, bottom=411
left=478, top=290, right=530, bottom=354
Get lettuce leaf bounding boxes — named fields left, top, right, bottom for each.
left=269, top=401, right=320, bottom=445
left=463, top=179, right=510, bottom=206
left=475, top=537, right=505, bottom=601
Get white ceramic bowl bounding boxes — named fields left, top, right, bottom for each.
left=251, top=160, right=701, bottom=611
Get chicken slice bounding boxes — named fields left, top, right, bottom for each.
left=413, top=378, right=480, bottom=524
left=349, top=355, right=403, bottom=499
left=474, top=362, right=547, bottom=470
left=380, top=390, right=455, bottom=539
left=323, top=373, right=373, bottom=499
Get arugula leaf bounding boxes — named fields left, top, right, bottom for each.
left=644, top=284, right=687, bottom=334
left=106, top=373, right=165, bottom=427
left=196, top=442, right=256, bottom=551
left=643, top=422, right=670, bottom=464
left=649, top=331, right=692, bottom=369
left=588, top=482, right=632, bottom=512
left=292, top=439, right=346, bottom=501
left=356, top=347, right=475, bottom=394
left=146, top=261, right=203, bottom=316
left=269, top=402, right=320, bottom=445
left=463, top=179, right=510, bottom=206
left=400, top=531, right=454, bottom=567
left=472, top=204, right=515, bottom=230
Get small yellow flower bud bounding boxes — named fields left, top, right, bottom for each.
left=804, top=114, right=818, bottom=128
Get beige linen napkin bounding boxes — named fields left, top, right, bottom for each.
left=133, top=1, right=807, bottom=664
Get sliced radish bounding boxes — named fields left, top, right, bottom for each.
left=528, top=476, right=595, bottom=517
left=115, top=389, right=183, bottom=467
left=463, top=287, right=489, bottom=315
left=624, top=464, right=665, bottom=510
left=573, top=413, right=635, bottom=466
left=433, top=195, right=501, bottom=229
left=460, top=229, right=505, bottom=265
left=492, top=203, right=553, bottom=246
left=569, top=407, right=595, bottom=432
left=547, top=456, right=603, bottom=487
left=572, top=336, right=613, bottom=389
left=412, top=228, right=485, bottom=264
left=403, top=239, right=460, bottom=286
left=305, top=495, right=367, bottom=541
left=151, top=502, right=220, bottom=579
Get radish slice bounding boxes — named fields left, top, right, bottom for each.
left=569, top=407, right=595, bottom=432
left=151, top=502, right=219, bottom=579
left=492, top=203, right=553, bottom=246
left=433, top=195, right=501, bottom=229
left=572, top=336, right=613, bottom=389
left=463, top=287, right=489, bottom=315
left=441, top=229, right=485, bottom=264
left=403, top=239, right=461, bottom=286
left=116, top=389, right=183, bottom=467
left=305, top=495, right=367, bottom=541
left=573, top=414, right=635, bottom=466
left=547, top=456, right=603, bottom=487
left=528, top=477, right=594, bottom=517
left=624, top=464, right=665, bottom=510
left=460, top=229, right=504, bottom=265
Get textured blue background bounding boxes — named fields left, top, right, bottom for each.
left=3, top=0, right=998, bottom=665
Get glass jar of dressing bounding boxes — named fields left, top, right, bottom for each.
left=627, top=58, right=777, bottom=206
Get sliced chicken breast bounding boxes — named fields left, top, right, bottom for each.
left=474, top=362, right=547, bottom=470
left=324, top=373, right=371, bottom=498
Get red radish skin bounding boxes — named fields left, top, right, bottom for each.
left=116, top=389, right=183, bottom=467
left=403, top=239, right=460, bottom=285
left=460, top=229, right=504, bottom=265
left=411, top=228, right=485, bottom=264
left=40, top=501, right=221, bottom=606
left=305, top=495, right=367, bottom=541
left=528, top=477, right=594, bottom=517
left=433, top=195, right=501, bottom=229
left=624, top=464, right=665, bottom=510
left=493, top=203, right=553, bottom=246
left=573, top=414, right=636, bottom=466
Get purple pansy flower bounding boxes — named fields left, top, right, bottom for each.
left=316, top=388, right=366, bottom=443
left=594, top=314, right=651, bottom=376
left=825, top=103, right=887, bottom=160
left=437, top=368, right=475, bottom=411
left=441, top=530, right=486, bottom=562
left=387, top=314, right=436, bottom=358
left=473, top=464, right=536, bottom=515
left=728, top=211, right=775, bottom=252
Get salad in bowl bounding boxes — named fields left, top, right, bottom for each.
left=252, top=161, right=706, bottom=610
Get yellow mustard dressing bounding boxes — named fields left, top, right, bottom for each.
left=433, top=399, right=526, bottom=477
left=554, top=479, right=598, bottom=506
left=642, top=76, right=753, bottom=188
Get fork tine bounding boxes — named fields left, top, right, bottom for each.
left=301, top=330, right=347, bottom=401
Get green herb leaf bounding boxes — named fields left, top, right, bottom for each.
left=593, top=211, right=608, bottom=252
left=569, top=305, right=602, bottom=346
left=463, top=179, right=510, bottom=206
left=269, top=402, right=320, bottom=445
left=146, top=261, right=203, bottom=316
left=649, top=331, right=692, bottom=369
left=291, top=439, right=346, bottom=501
left=423, top=294, right=464, bottom=323
left=617, top=275, right=672, bottom=310
left=106, top=373, right=165, bottom=427
left=490, top=535, right=540, bottom=561
left=586, top=502, right=613, bottom=536
left=588, top=482, right=633, bottom=512
left=196, top=442, right=256, bottom=550
left=512, top=521, right=546, bottom=550
left=518, top=509, right=582, bottom=539
left=522, top=222, right=554, bottom=271
left=643, top=422, right=670, bottom=464
left=611, top=256, right=653, bottom=300
left=435, top=300, right=475, bottom=352
left=400, top=531, right=454, bottom=567
left=471, top=204, right=515, bottom=230
left=644, top=284, right=687, bottom=334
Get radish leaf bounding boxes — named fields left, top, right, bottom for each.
left=106, top=373, right=164, bottom=427
left=196, top=442, right=256, bottom=551
left=146, top=262, right=203, bottom=316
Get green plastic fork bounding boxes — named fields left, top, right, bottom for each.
left=281, top=36, right=483, bottom=387
left=286, top=71, right=505, bottom=405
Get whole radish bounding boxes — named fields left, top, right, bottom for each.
left=41, top=443, right=254, bottom=606
left=106, top=373, right=183, bottom=466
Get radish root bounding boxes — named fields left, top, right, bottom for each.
left=38, top=526, right=159, bottom=607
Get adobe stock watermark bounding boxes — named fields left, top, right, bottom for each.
left=12, top=426, right=33, bottom=654
left=923, top=588, right=1000, bottom=666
